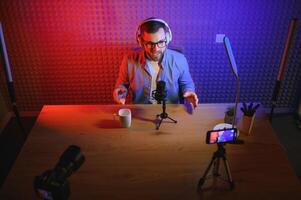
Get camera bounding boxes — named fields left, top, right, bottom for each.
left=34, top=145, right=85, bottom=200
left=206, top=128, right=237, bottom=144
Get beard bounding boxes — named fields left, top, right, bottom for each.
left=146, top=50, right=164, bottom=62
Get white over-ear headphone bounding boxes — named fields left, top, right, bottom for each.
left=136, top=18, right=172, bottom=47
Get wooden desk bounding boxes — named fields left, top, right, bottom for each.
left=1, top=104, right=301, bottom=199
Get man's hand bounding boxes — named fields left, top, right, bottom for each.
left=113, top=88, right=127, bottom=104
left=183, top=91, right=198, bottom=108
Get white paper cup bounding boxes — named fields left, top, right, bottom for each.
left=118, top=108, right=131, bottom=128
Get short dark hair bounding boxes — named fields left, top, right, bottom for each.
left=140, top=20, right=167, bottom=35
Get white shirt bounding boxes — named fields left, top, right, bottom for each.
left=146, top=59, right=161, bottom=104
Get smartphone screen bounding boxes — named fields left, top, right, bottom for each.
left=206, top=128, right=237, bottom=144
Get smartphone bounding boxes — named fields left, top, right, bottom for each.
left=206, top=128, right=237, bottom=144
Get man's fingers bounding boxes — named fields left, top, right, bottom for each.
left=183, top=91, right=198, bottom=108
left=119, top=98, right=126, bottom=105
left=194, top=96, right=199, bottom=106
left=113, top=88, right=127, bottom=104
left=191, top=101, right=197, bottom=108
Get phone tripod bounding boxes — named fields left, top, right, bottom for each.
left=156, top=99, right=177, bottom=130
left=198, top=143, right=235, bottom=190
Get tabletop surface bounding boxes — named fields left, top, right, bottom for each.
left=1, top=104, right=301, bottom=200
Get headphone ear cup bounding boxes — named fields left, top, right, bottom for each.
left=166, top=32, right=171, bottom=44
left=136, top=25, right=142, bottom=46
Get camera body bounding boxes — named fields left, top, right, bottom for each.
left=206, top=128, right=237, bottom=144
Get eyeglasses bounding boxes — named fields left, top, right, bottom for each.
left=143, top=40, right=167, bottom=48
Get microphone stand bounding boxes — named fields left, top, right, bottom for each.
left=152, top=81, right=177, bottom=130
left=155, top=95, right=177, bottom=130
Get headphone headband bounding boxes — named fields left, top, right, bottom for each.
left=136, top=18, right=172, bottom=46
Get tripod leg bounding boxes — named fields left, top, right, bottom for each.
left=156, top=117, right=164, bottom=130
left=222, top=157, right=235, bottom=190
left=213, top=158, right=220, bottom=176
left=167, top=116, right=177, bottom=123
left=198, top=156, right=217, bottom=189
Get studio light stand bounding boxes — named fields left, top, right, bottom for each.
left=198, top=143, right=234, bottom=190
left=0, top=22, right=24, bottom=134
left=270, top=18, right=298, bottom=121
left=198, top=36, right=240, bottom=191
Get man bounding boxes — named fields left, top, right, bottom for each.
left=113, top=18, right=198, bottom=107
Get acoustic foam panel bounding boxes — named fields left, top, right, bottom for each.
left=0, top=0, right=300, bottom=111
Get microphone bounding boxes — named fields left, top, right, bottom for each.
left=152, top=81, right=167, bottom=103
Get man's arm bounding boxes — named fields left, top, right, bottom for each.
left=113, top=55, right=129, bottom=104
left=178, top=55, right=198, bottom=107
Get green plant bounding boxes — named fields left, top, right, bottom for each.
left=225, top=107, right=234, bottom=116
left=241, top=102, right=260, bottom=116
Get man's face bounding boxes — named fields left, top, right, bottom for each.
left=141, top=28, right=167, bottom=62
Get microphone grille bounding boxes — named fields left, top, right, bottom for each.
left=157, top=81, right=166, bottom=91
